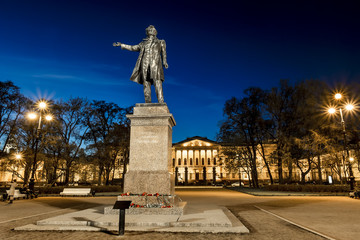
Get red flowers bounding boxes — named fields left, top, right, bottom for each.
left=120, top=192, right=163, bottom=197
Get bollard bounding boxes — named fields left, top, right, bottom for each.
left=112, top=200, right=132, bottom=235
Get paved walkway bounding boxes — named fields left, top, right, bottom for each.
left=3, top=188, right=360, bottom=239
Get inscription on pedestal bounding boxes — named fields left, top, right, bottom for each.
left=138, top=133, right=159, bottom=144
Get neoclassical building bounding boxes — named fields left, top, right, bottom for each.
left=172, top=136, right=222, bottom=184
left=172, top=136, right=360, bottom=185
left=171, top=136, right=275, bottom=185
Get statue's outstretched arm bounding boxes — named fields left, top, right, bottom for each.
left=113, top=42, right=140, bottom=52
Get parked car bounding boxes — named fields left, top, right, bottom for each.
left=212, top=182, right=224, bottom=187
left=231, top=181, right=244, bottom=187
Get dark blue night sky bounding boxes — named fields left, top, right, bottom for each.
left=1, top=0, right=360, bottom=142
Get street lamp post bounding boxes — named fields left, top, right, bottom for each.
left=328, top=93, right=355, bottom=190
left=28, top=101, right=53, bottom=193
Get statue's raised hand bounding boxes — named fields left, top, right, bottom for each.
left=113, top=42, right=121, bottom=47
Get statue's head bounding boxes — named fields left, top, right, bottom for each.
left=146, top=25, right=157, bottom=37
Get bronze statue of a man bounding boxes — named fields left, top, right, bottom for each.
left=113, top=25, right=168, bottom=103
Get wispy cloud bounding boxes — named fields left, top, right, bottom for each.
left=32, top=72, right=129, bottom=86
left=32, top=74, right=80, bottom=79
left=166, top=76, right=185, bottom=86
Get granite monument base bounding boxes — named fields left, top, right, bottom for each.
left=123, top=103, right=176, bottom=203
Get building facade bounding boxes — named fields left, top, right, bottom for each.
left=172, top=136, right=360, bottom=185
left=1, top=136, right=359, bottom=185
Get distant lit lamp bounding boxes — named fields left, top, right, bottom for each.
left=12, top=152, right=22, bottom=181
left=15, top=153, right=22, bottom=160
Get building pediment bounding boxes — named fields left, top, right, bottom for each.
left=173, top=136, right=220, bottom=148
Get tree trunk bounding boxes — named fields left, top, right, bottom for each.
left=301, top=172, right=306, bottom=184
left=317, top=155, right=322, bottom=184
left=287, top=163, right=293, bottom=183
left=105, top=168, right=111, bottom=185
left=23, top=165, right=31, bottom=185
left=251, top=146, right=259, bottom=188
left=260, top=144, right=273, bottom=184
left=98, top=166, right=104, bottom=185
left=278, top=157, right=283, bottom=183
left=277, top=145, right=283, bottom=183
left=65, top=167, right=70, bottom=185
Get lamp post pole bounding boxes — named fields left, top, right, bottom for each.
left=29, top=113, right=42, bottom=193
left=339, top=108, right=355, bottom=190
left=329, top=94, right=355, bottom=190
left=28, top=101, right=53, bottom=193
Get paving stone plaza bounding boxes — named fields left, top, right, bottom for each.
left=1, top=188, right=360, bottom=239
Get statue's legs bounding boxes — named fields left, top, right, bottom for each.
left=143, top=80, right=152, bottom=103
left=154, top=79, right=164, bottom=103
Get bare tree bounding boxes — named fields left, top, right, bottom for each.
left=50, top=97, right=90, bottom=185
left=85, top=100, right=130, bottom=185
left=218, top=88, right=272, bottom=188
left=0, top=81, right=27, bottom=157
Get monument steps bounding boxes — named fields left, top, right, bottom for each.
left=15, top=206, right=249, bottom=233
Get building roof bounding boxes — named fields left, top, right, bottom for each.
left=173, top=136, right=219, bottom=146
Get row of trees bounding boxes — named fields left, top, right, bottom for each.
left=218, top=79, right=360, bottom=187
left=0, top=81, right=131, bottom=185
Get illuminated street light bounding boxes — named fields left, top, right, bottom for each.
left=28, top=112, right=37, bottom=119
left=45, top=115, right=53, bottom=121
left=38, top=101, right=47, bottom=110
left=328, top=108, right=336, bottom=114
left=335, top=93, right=342, bottom=100
left=345, top=104, right=354, bottom=111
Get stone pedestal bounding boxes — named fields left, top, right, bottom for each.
left=124, top=103, right=176, bottom=195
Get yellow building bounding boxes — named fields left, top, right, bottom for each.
left=172, top=136, right=222, bottom=184
left=172, top=136, right=279, bottom=185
